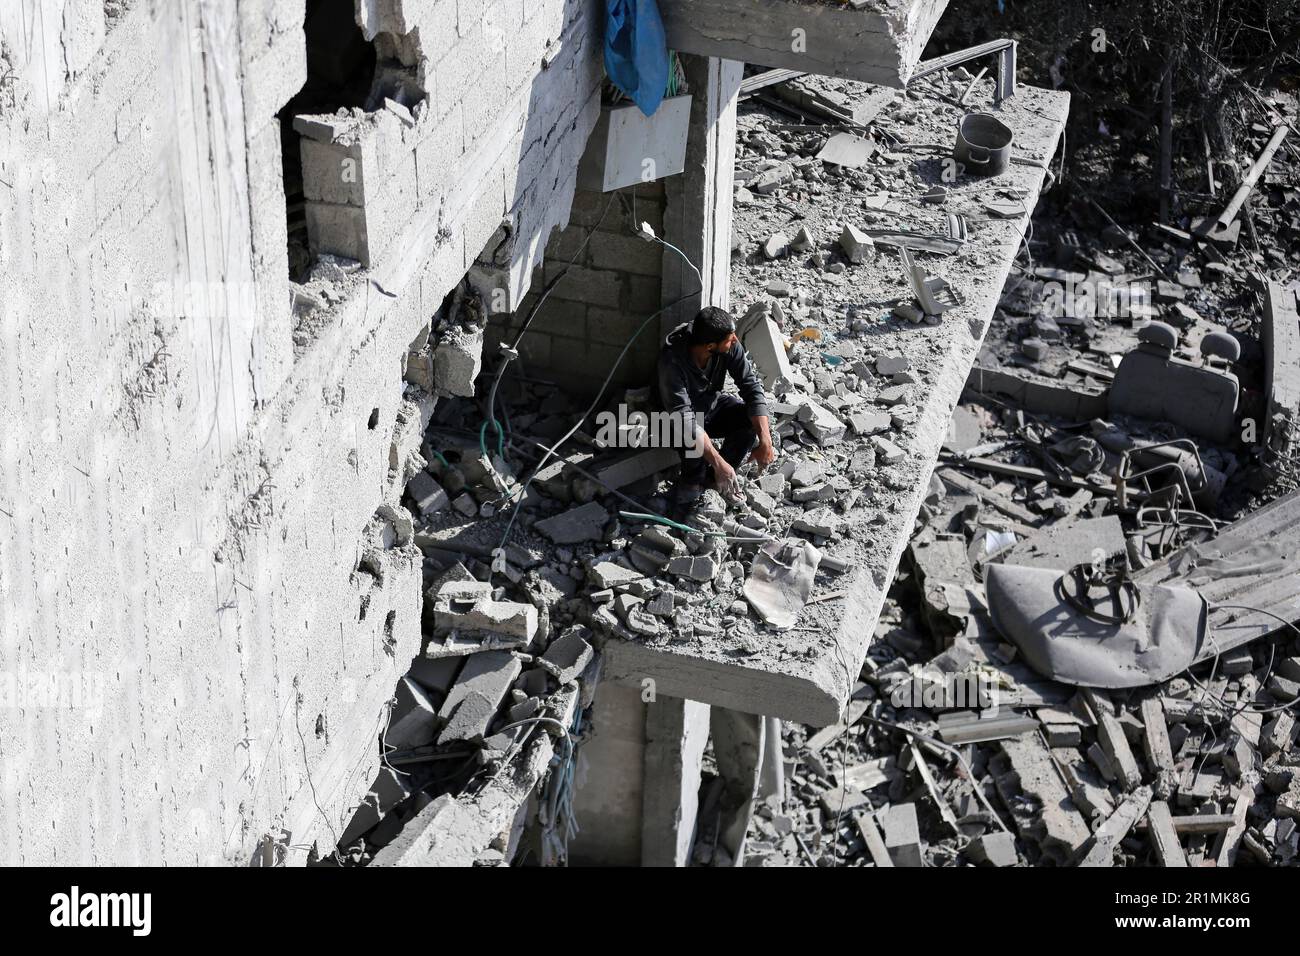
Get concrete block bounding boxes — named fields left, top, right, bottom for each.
left=666, top=553, right=719, bottom=582
left=848, top=411, right=891, bottom=436
left=535, top=501, right=610, bottom=544
left=340, top=767, right=413, bottom=848
left=872, top=435, right=905, bottom=464
left=967, top=831, right=1018, bottom=867
left=305, top=202, right=371, bottom=266
left=541, top=628, right=594, bottom=684
left=300, top=138, right=368, bottom=206
left=792, top=507, right=839, bottom=538
left=549, top=264, right=622, bottom=310
left=407, top=471, right=450, bottom=515
left=433, top=580, right=538, bottom=645
left=589, top=560, right=644, bottom=590
left=880, top=803, right=923, bottom=867
left=408, top=656, right=462, bottom=696
left=386, top=677, right=440, bottom=749
left=738, top=311, right=792, bottom=392
left=592, top=448, right=680, bottom=489
left=437, top=651, right=523, bottom=744
left=433, top=326, right=484, bottom=397
left=795, top=397, right=845, bottom=445
left=840, top=223, right=874, bottom=263
left=587, top=231, right=665, bottom=276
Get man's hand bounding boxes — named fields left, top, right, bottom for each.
left=711, top=453, right=737, bottom=492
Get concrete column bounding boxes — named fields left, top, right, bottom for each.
left=661, top=54, right=743, bottom=332
left=567, top=682, right=647, bottom=865
left=641, top=695, right=711, bottom=866
left=759, top=716, right=785, bottom=805
left=710, top=707, right=766, bottom=866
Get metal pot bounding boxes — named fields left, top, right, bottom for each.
left=953, top=112, right=1013, bottom=177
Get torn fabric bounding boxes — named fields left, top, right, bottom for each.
left=985, top=563, right=1210, bottom=688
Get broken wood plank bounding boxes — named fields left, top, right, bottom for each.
left=1147, top=800, right=1187, bottom=867
left=1213, top=790, right=1252, bottom=867
left=1140, top=698, right=1176, bottom=778
left=1076, top=786, right=1153, bottom=866
left=1134, top=813, right=1235, bottom=836
left=1217, top=125, right=1290, bottom=228
left=1098, top=711, right=1143, bottom=792
left=909, top=740, right=959, bottom=833
left=853, top=810, right=895, bottom=867
left=937, top=467, right=1041, bottom=525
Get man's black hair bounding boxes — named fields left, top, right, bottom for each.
left=689, top=306, right=736, bottom=345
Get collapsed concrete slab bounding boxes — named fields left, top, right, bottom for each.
left=657, top=0, right=949, bottom=87
left=602, top=84, right=1070, bottom=726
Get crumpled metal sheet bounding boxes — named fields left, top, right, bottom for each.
left=985, top=563, right=1209, bottom=688
left=743, top=539, right=822, bottom=631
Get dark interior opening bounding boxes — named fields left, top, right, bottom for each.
left=277, top=0, right=378, bottom=282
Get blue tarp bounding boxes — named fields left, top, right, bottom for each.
left=603, top=0, right=669, bottom=116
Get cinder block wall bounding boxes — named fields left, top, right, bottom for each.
left=487, top=181, right=669, bottom=400
left=0, top=0, right=602, bottom=865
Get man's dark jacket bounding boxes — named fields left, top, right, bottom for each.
left=656, top=322, right=768, bottom=442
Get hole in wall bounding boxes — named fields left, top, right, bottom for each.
left=278, top=0, right=378, bottom=282
left=367, top=407, right=380, bottom=430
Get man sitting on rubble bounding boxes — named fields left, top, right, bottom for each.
left=657, top=306, right=775, bottom=508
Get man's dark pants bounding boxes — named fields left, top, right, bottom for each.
left=678, top=394, right=757, bottom=487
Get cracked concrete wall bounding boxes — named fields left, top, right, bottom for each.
left=0, top=0, right=602, bottom=864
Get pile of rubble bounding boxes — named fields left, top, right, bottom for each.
left=335, top=61, right=1298, bottom=868
left=727, top=71, right=1300, bottom=867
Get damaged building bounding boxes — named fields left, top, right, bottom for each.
left=1, top=0, right=1297, bottom=872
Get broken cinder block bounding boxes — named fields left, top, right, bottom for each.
left=436, top=650, right=522, bottom=745
left=429, top=580, right=538, bottom=656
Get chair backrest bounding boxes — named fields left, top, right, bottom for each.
left=1109, top=345, right=1239, bottom=445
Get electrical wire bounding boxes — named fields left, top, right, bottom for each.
left=481, top=195, right=620, bottom=465
left=619, top=510, right=776, bottom=543
left=488, top=227, right=707, bottom=580
left=1181, top=603, right=1300, bottom=719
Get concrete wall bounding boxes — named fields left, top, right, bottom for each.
left=486, top=180, right=669, bottom=401
left=482, top=54, right=744, bottom=405
left=0, top=0, right=603, bottom=865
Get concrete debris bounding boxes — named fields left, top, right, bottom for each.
left=386, top=677, right=442, bottom=750
left=436, top=651, right=523, bottom=745
left=535, top=501, right=611, bottom=544
left=817, top=132, right=876, bottom=168
left=967, top=831, right=1019, bottom=867
left=407, top=471, right=450, bottom=516
left=541, top=628, right=594, bottom=684
left=430, top=580, right=538, bottom=655
left=839, top=223, right=875, bottom=263
left=434, top=326, right=485, bottom=398
left=362, top=64, right=1298, bottom=873
left=879, top=803, right=924, bottom=867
